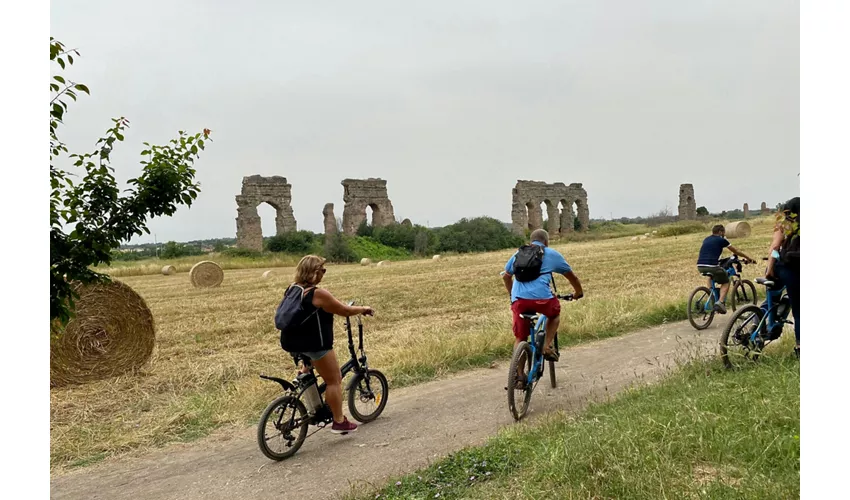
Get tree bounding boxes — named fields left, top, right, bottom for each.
left=696, top=206, right=709, bottom=216
left=50, top=37, right=212, bottom=327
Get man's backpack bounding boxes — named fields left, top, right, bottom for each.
left=512, top=244, right=545, bottom=282
left=274, top=284, right=315, bottom=336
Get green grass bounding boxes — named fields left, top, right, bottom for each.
left=349, top=236, right=414, bottom=261
left=354, top=344, right=799, bottom=500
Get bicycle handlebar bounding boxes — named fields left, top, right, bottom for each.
left=557, top=293, right=581, bottom=301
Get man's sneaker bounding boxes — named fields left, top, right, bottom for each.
left=714, top=302, right=727, bottom=314
left=330, top=417, right=358, bottom=434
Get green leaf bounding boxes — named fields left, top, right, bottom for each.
left=191, top=145, right=198, bottom=154
left=74, top=84, right=90, bottom=94
left=54, top=76, right=66, bottom=84
left=58, top=58, right=65, bottom=69
left=68, top=54, right=74, bottom=65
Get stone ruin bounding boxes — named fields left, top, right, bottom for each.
left=678, top=184, right=696, bottom=220
left=743, top=203, right=750, bottom=218
left=760, top=202, right=770, bottom=215
left=323, top=203, right=337, bottom=235
left=340, top=178, right=396, bottom=235
left=511, top=181, right=589, bottom=236
left=235, top=175, right=297, bottom=251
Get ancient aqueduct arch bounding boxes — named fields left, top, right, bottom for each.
left=235, top=175, right=297, bottom=251
left=336, top=178, right=396, bottom=235
left=511, top=181, right=589, bottom=236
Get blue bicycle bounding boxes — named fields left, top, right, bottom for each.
left=720, top=268, right=793, bottom=369
left=506, top=293, right=576, bottom=421
left=687, top=255, right=757, bottom=330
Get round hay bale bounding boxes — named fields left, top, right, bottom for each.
left=432, top=255, right=441, bottom=260
left=50, top=280, right=155, bottom=387
left=360, top=258, right=372, bottom=266
left=161, top=265, right=177, bottom=276
left=630, top=236, right=638, bottom=242
left=652, top=230, right=658, bottom=234
left=261, top=270, right=273, bottom=279
left=189, top=261, right=224, bottom=288
left=377, top=260, right=390, bottom=267
left=725, top=221, right=751, bottom=238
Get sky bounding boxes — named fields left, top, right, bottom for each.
left=50, top=0, right=800, bottom=243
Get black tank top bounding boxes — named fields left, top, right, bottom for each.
left=300, top=287, right=335, bottom=350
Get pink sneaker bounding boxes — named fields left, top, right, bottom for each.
left=330, top=417, right=358, bottom=434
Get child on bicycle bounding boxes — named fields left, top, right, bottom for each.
left=502, top=229, right=583, bottom=373
left=696, top=225, right=754, bottom=314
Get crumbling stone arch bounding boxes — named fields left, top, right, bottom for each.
left=511, top=181, right=589, bottom=236
left=341, top=178, right=396, bottom=235
left=235, top=175, right=297, bottom=251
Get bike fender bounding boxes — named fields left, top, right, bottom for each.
left=259, top=374, right=296, bottom=393
left=345, top=371, right=366, bottom=392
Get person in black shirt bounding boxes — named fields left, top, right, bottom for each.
left=696, top=225, right=754, bottom=313
left=288, top=255, right=374, bottom=434
left=766, top=197, right=800, bottom=358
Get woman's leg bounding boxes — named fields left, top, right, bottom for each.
left=312, top=350, right=345, bottom=423
left=777, top=264, right=800, bottom=348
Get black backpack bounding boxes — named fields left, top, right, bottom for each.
left=512, top=244, right=545, bottom=282
left=274, top=284, right=316, bottom=337
left=780, top=231, right=799, bottom=268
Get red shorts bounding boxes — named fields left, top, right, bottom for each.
left=511, top=297, right=561, bottom=341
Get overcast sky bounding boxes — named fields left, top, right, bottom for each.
left=51, top=0, right=799, bottom=243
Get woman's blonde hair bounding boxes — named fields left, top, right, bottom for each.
left=294, top=255, right=326, bottom=285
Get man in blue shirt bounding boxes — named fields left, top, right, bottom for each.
left=697, top=224, right=754, bottom=313
left=502, top=229, right=583, bottom=367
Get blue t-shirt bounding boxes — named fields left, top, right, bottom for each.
left=504, top=241, right=572, bottom=303
left=697, top=235, right=730, bottom=266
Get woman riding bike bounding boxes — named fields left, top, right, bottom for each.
left=280, top=255, right=374, bottom=434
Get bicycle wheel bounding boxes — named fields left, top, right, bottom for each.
left=507, top=341, right=534, bottom=421
left=347, top=369, right=389, bottom=423
left=720, top=304, right=765, bottom=370
left=687, top=286, right=716, bottom=330
left=548, top=334, right=558, bottom=389
left=731, top=279, right=758, bottom=311
left=257, top=394, right=309, bottom=461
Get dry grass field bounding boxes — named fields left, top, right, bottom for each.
left=50, top=218, right=776, bottom=471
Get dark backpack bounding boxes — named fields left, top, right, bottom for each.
left=274, top=284, right=316, bottom=335
left=780, top=231, right=799, bottom=267
left=512, top=244, right=545, bottom=282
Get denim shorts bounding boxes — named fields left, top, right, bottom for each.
left=296, top=349, right=331, bottom=361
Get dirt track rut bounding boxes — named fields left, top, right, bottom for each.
left=51, top=320, right=719, bottom=500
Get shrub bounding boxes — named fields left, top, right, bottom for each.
left=436, top=217, right=524, bottom=253
left=348, top=237, right=412, bottom=261
left=221, top=247, right=263, bottom=259
left=266, top=231, right=320, bottom=254
left=323, top=232, right=358, bottom=263
left=655, top=221, right=707, bottom=237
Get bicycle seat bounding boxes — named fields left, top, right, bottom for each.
left=519, top=312, right=539, bottom=321
left=755, top=278, right=776, bottom=288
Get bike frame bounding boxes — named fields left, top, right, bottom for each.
left=740, top=284, right=790, bottom=345
left=524, top=315, right=548, bottom=386
left=296, top=314, right=372, bottom=402
left=703, top=259, right=741, bottom=311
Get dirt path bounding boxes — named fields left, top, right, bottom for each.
left=51, top=320, right=719, bottom=500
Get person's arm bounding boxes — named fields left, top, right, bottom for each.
left=727, top=245, right=754, bottom=263
left=502, top=271, right=513, bottom=295
left=563, top=271, right=584, bottom=299
left=552, top=252, right=584, bottom=299
left=312, top=288, right=373, bottom=316
left=765, top=227, right=785, bottom=278
left=502, top=255, right=516, bottom=296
